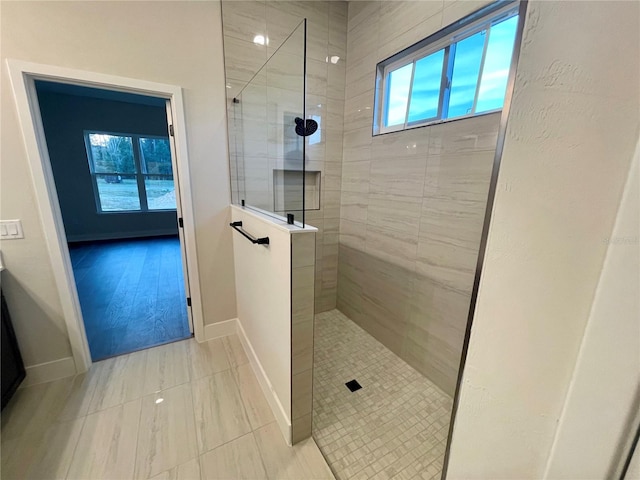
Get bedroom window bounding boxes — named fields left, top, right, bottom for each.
left=85, top=132, right=176, bottom=212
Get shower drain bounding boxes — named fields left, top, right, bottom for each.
left=345, top=379, right=362, bottom=392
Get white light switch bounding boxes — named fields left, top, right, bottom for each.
left=0, top=220, right=24, bottom=240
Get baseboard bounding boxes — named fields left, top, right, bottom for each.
left=66, top=229, right=179, bottom=243
left=21, top=356, right=76, bottom=387
left=236, top=320, right=292, bottom=445
left=203, top=318, right=239, bottom=341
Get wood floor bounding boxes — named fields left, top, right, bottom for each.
left=69, top=236, right=191, bottom=361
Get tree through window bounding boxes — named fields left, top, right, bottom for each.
left=85, top=132, right=177, bottom=212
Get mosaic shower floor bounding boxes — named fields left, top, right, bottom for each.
left=313, top=310, right=453, bottom=480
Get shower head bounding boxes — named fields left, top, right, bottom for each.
left=295, top=117, right=318, bottom=137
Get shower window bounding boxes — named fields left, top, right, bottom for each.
left=374, top=2, right=519, bottom=134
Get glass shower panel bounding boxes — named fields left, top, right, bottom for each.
left=231, top=20, right=307, bottom=226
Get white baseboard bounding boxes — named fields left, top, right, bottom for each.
left=236, top=320, right=292, bottom=445
left=203, top=318, right=239, bottom=341
left=22, top=356, right=76, bottom=387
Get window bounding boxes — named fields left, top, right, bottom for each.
left=85, top=132, right=177, bottom=212
left=375, top=2, right=519, bottom=134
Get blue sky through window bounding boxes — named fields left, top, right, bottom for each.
left=407, top=49, right=445, bottom=123
left=448, top=30, right=486, bottom=118
left=476, top=16, right=518, bottom=113
left=380, top=11, right=518, bottom=131
left=385, top=63, right=413, bottom=127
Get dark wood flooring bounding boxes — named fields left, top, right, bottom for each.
left=69, top=236, right=191, bottom=361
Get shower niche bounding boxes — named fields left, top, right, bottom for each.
left=273, top=169, right=320, bottom=212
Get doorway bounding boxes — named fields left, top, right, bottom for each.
left=35, top=80, right=192, bottom=360
left=7, top=60, right=205, bottom=372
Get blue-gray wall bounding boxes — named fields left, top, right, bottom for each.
left=36, top=89, right=178, bottom=242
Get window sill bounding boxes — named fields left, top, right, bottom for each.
left=97, top=209, right=177, bottom=215
left=373, top=109, right=502, bottom=137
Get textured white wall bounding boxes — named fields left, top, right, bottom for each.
left=0, top=1, right=236, bottom=367
left=544, top=141, right=639, bottom=479
left=447, top=1, right=640, bottom=477
left=628, top=443, right=640, bottom=480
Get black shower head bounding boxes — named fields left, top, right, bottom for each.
left=294, top=117, right=318, bottom=137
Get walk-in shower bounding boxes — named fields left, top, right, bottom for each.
left=222, top=1, right=526, bottom=478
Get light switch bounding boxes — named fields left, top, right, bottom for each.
left=0, top=220, right=24, bottom=240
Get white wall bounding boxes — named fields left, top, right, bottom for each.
left=447, top=1, right=640, bottom=478
left=231, top=205, right=293, bottom=438
left=0, top=1, right=236, bottom=368
left=544, top=141, right=639, bottom=479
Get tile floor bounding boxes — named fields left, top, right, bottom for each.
left=1, top=336, right=334, bottom=480
left=313, top=310, right=454, bottom=480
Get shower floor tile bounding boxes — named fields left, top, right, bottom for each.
left=313, top=310, right=453, bottom=480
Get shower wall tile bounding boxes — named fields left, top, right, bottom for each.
left=347, top=1, right=381, bottom=33
left=371, top=123, right=430, bottom=158
left=427, top=113, right=501, bottom=156
left=292, top=234, right=315, bottom=268
left=266, top=52, right=306, bottom=93
left=307, top=59, right=329, bottom=97
left=416, top=196, right=484, bottom=292
left=336, top=245, right=365, bottom=322
left=329, top=1, right=348, bottom=60
left=404, top=275, right=471, bottom=396
left=369, top=156, right=428, bottom=199
left=366, top=194, right=422, bottom=235
left=323, top=161, right=342, bottom=191
left=379, top=0, right=444, bottom=51
left=342, top=128, right=372, bottom=163
left=222, top=0, right=348, bottom=314
left=442, top=0, right=495, bottom=27
left=325, top=130, right=344, bottom=162
left=291, top=232, right=316, bottom=443
left=365, top=224, right=419, bottom=271
left=338, top=1, right=501, bottom=394
left=223, top=36, right=268, bottom=86
left=339, top=219, right=366, bottom=250
left=347, top=11, right=380, bottom=63
left=266, top=2, right=329, bottom=62
left=327, top=62, right=347, bottom=101
left=221, top=0, right=267, bottom=44
left=344, top=89, right=374, bottom=131
left=344, top=51, right=379, bottom=100
left=341, top=191, right=368, bottom=223
left=326, top=99, right=345, bottom=132
left=340, top=160, right=370, bottom=193
left=264, top=3, right=309, bottom=57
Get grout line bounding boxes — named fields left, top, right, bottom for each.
left=61, top=414, right=87, bottom=480
left=188, top=342, right=204, bottom=460
left=130, top=351, right=148, bottom=479
left=313, top=310, right=450, bottom=480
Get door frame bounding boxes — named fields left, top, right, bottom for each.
left=6, top=59, right=205, bottom=373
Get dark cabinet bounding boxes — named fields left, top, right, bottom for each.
left=1, top=291, right=25, bottom=409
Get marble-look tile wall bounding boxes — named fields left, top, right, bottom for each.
left=222, top=0, right=348, bottom=313
left=337, top=0, right=499, bottom=396
left=291, top=232, right=316, bottom=443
